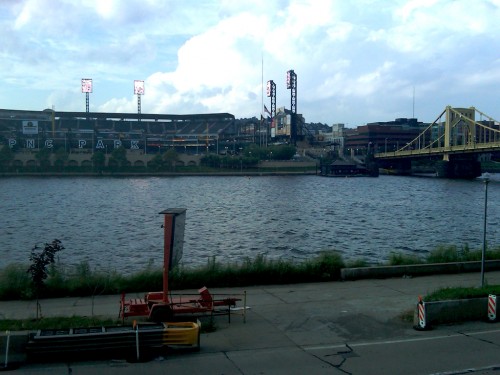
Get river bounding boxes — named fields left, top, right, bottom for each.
left=1, top=174, right=499, bottom=273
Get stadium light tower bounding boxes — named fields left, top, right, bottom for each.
left=266, top=80, right=276, bottom=139
left=286, top=70, right=297, bottom=145
left=134, top=80, right=145, bottom=122
left=81, top=78, right=92, bottom=119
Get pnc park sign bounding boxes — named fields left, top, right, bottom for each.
left=8, top=138, right=141, bottom=151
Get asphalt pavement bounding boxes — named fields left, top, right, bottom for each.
left=1, top=270, right=500, bottom=374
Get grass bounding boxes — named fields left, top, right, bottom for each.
left=0, top=245, right=499, bottom=302
left=0, top=315, right=217, bottom=333
left=0, top=251, right=345, bottom=301
left=1, top=245, right=499, bottom=332
left=387, top=244, right=500, bottom=266
left=424, top=285, right=500, bottom=302
left=0, top=316, right=121, bottom=332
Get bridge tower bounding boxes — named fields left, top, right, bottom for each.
left=444, top=106, right=475, bottom=161
left=439, top=106, right=481, bottom=178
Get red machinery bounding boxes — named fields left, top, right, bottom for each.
left=120, top=209, right=241, bottom=322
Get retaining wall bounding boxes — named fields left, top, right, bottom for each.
left=341, top=260, right=500, bottom=281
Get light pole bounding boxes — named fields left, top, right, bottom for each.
left=480, top=173, right=490, bottom=288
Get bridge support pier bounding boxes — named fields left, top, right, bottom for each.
left=436, top=159, right=481, bottom=179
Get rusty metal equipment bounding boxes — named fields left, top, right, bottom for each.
left=120, top=208, right=243, bottom=322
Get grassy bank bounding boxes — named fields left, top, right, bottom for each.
left=1, top=245, right=500, bottom=301
left=0, top=316, right=120, bottom=332
left=425, top=285, right=500, bottom=302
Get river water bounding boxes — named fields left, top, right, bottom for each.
left=1, top=174, right=499, bottom=273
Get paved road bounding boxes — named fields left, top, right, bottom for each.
left=1, top=271, right=499, bottom=374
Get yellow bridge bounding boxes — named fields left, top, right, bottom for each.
left=374, top=106, right=500, bottom=178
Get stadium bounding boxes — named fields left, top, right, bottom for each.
left=0, top=108, right=264, bottom=168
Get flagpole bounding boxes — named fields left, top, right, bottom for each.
left=261, top=52, right=266, bottom=147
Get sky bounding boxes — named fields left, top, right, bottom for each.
left=1, top=0, right=499, bottom=128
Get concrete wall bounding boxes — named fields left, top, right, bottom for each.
left=11, top=150, right=202, bottom=167
left=341, top=260, right=500, bottom=281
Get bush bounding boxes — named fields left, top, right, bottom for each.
left=388, top=252, right=423, bottom=266
left=426, top=245, right=461, bottom=263
left=0, top=263, right=32, bottom=299
left=346, top=259, right=369, bottom=268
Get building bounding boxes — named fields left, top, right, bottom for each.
left=272, top=107, right=305, bottom=142
left=0, top=108, right=236, bottom=155
left=344, top=118, right=427, bottom=156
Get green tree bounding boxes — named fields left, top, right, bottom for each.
left=91, top=151, right=106, bottom=172
left=148, top=153, right=164, bottom=171
left=53, top=147, right=69, bottom=171
left=200, top=154, right=221, bottom=168
left=34, top=148, right=52, bottom=171
left=27, top=239, right=64, bottom=319
left=0, top=144, right=14, bottom=171
left=162, top=148, right=179, bottom=171
left=269, top=145, right=296, bottom=160
left=109, top=146, right=128, bottom=169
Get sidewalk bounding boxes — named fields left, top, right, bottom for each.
left=1, top=271, right=499, bottom=374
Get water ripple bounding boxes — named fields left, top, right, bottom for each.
left=0, top=175, right=498, bottom=272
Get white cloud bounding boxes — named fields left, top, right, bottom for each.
left=0, top=0, right=499, bottom=125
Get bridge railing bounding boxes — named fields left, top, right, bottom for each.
left=375, top=107, right=500, bottom=159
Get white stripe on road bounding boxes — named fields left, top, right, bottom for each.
left=302, top=327, right=500, bottom=351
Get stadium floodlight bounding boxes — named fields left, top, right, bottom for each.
left=81, top=78, right=93, bottom=93
left=134, top=80, right=145, bottom=95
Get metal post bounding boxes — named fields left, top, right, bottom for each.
left=163, top=214, right=174, bottom=303
left=4, top=331, right=10, bottom=368
left=134, top=322, right=140, bottom=361
left=481, top=174, right=490, bottom=287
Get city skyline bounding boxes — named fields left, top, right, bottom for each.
left=1, top=0, right=499, bottom=128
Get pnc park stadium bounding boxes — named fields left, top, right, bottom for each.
left=0, top=107, right=300, bottom=169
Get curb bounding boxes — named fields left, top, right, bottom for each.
left=341, top=260, right=500, bottom=281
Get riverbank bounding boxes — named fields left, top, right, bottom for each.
left=0, top=169, right=318, bottom=178
left=2, top=271, right=500, bottom=374
left=3, top=247, right=500, bottom=301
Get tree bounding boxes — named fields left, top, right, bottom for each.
left=28, top=239, right=64, bottom=319
left=109, top=146, right=128, bottom=169
left=91, top=151, right=106, bottom=172
left=162, top=148, right=179, bottom=171
left=148, top=153, right=164, bottom=171
left=74, top=261, right=112, bottom=317
left=269, top=145, right=296, bottom=160
left=27, top=239, right=64, bottom=319
left=34, top=148, right=52, bottom=171
left=200, top=154, right=221, bottom=168
left=53, top=147, right=69, bottom=171
left=0, top=144, right=14, bottom=171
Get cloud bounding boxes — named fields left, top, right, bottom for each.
left=0, top=0, right=499, bottom=126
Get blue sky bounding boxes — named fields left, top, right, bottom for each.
left=1, top=0, right=499, bottom=127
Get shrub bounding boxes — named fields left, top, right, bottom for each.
left=426, top=245, right=460, bottom=263
left=0, top=263, right=32, bottom=299
left=388, top=252, right=423, bottom=266
left=346, top=259, right=369, bottom=268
